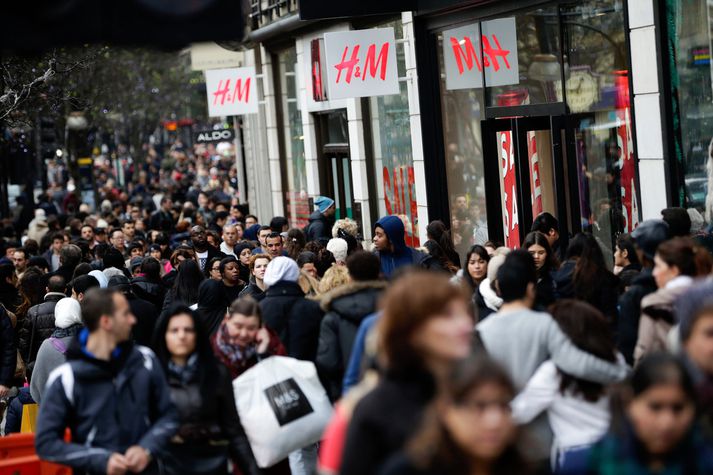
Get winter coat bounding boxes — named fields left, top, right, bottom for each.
left=238, top=280, right=266, bottom=302
left=617, top=269, right=657, bottom=365
left=317, top=281, right=386, bottom=401
left=634, top=281, right=692, bottom=365
left=163, top=360, right=260, bottom=475
left=18, top=292, right=65, bottom=375
left=131, top=276, right=166, bottom=310
left=260, top=281, right=324, bottom=361
left=553, top=260, right=620, bottom=323
left=341, top=369, right=437, bottom=475
left=35, top=333, right=179, bottom=475
left=30, top=324, right=82, bottom=404
left=0, top=306, right=16, bottom=387
left=535, top=271, right=556, bottom=311
left=374, top=216, right=436, bottom=279
left=195, top=280, right=230, bottom=336
left=305, top=210, right=331, bottom=245
left=477, top=278, right=501, bottom=321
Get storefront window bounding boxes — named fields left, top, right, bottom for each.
left=277, top=47, right=309, bottom=228
left=673, top=0, right=713, bottom=226
left=562, top=0, right=637, bottom=252
left=486, top=6, right=562, bottom=106
left=437, top=33, right=488, bottom=258
left=370, top=21, right=420, bottom=246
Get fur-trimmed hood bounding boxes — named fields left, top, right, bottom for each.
left=320, top=280, right=386, bottom=323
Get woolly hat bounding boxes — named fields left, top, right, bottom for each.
left=54, top=297, right=82, bottom=329
left=264, top=256, right=300, bottom=287
left=676, top=280, right=713, bottom=342
left=315, top=196, right=335, bottom=214
left=327, top=238, right=348, bottom=264
left=631, top=219, right=670, bottom=260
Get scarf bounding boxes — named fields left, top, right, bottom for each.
left=212, top=322, right=257, bottom=369
left=52, top=323, right=83, bottom=339
left=168, top=353, right=199, bottom=385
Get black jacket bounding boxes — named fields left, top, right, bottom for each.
left=164, top=361, right=260, bottom=475
left=35, top=335, right=179, bottom=475
left=259, top=281, right=324, bottom=361
left=618, top=268, right=657, bottom=365
left=316, top=281, right=386, bottom=401
left=18, top=292, right=66, bottom=374
left=554, top=261, right=620, bottom=323
left=131, top=276, right=166, bottom=311
left=149, top=210, right=174, bottom=233
left=304, top=210, right=331, bottom=245
left=341, top=370, right=436, bottom=475
left=128, top=293, right=159, bottom=347
left=194, top=246, right=226, bottom=277
left=238, top=280, right=266, bottom=302
left=0, top=306, right=16, bottom=386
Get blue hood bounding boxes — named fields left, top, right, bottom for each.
left=375, top=216, right=407, bottom=254
left=244, top=223, right=261, bottom=241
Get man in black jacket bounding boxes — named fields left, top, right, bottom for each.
left=190, top=225, right=225, bottom=275
left=107, top=275, right=157, bottom=348
left=259, top=256, right=323, bottom=361
left=304, top=196, right=335, bottom=245
left=317, top=251, right=385, bottom=401
left=18, top=275, right=66, bottom=378
left=36, top=287, right=178, bottom=474
left=0, top=304, right=16, bottom=398
left=149, top=196, right=175, bottom=233
left=618, top=219, right=669, bottom=364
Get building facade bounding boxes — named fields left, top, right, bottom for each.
left=237, top=0, right=709, bottom=259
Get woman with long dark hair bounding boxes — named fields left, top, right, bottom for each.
left=162, top=259, right=205, bottom=311
left=553, top=233, right=619, bottom=323
left=152, top=304, right=261, bottom=475
left=426, top=220, right=461, bottom=269
left=285, top=228, right=307, bottom=260
left=522, top=231, right=556, bottom=310
left=579, top=353, right=713, bottom=474
left=380, top=357, right=531, bottom=475
left=511, top=300, right=619, bottom=470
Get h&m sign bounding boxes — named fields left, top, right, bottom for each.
left=443, top=18, right=519, bottom=91
left=323, top=28, right=400, bottom=100
left=204, top=67, right=258, bottom=117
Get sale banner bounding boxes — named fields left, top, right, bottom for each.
left=618, top=107, right=638, bottom=232
left=204, top=67, right=258, bottom=117
left=527, top=131, right=543, bottom=218
left=498, top=131, right=520, bottom=248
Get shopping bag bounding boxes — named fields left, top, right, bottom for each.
left=20, top=403, right=38, bottom=433
left=233, top=356, right=333, bottom=468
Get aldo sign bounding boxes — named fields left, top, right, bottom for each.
left=323, top=28, right=399, bottom=100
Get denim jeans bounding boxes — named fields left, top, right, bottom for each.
left=288, top=443, right=319, bottom=475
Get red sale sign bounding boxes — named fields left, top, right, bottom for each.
left=324, top=28, right=399, bottom=100
left=204, top=67, right=258, bottom=117
left=618, top=107, right=639, bottom=232
left=527, top=131, right=543, bottom=217
left=499, top=131, right=520, bottom=248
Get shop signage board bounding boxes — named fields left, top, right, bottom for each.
left=443, top=18, right=519, bottom=91
left=190, top=42, right=243, bottom=71
left=323, top=28, right=400, bottom=100
left=498, top=130, right=520, bottom=248
left=194, top=129, right=236, bottom=143
left=527, top=131, right=543, bottom=217
left=204, top=67, right=258, bottom=117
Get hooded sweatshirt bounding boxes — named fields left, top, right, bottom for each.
left=374, top=216, right=429, bottom=279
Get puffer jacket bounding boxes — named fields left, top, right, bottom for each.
left=634, top=280, right=692, bottom=365
left=35, top=331, right=179, bottom=475
left=163, top=359, right=260, bottom=475
left=18, top=292, right=66, bottom=375
left=316, top=281, right=386, bottom=401
left=0, top=306, right=16, bottom=387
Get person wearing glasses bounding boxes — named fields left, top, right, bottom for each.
left=190, top=225, right=225, bottom=276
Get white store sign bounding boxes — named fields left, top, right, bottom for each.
left=443, top=18, right=519, bottom=90
left=323, top=28, right=400, bottom=100
left=204, top=67, right=258, bottom=117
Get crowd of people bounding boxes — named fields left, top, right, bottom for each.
left=1, top=143, right=713, bottom=475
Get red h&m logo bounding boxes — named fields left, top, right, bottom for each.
left=449, top=34, right=512, bottom=75
left=212, top=77, right=251, bottom=106
left=334, top=42, right=390, bottom=84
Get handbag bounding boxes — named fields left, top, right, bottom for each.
left=233, top=356, right=333, bottom=468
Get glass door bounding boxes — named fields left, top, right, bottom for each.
left=482, top=116, right=570, bottom=248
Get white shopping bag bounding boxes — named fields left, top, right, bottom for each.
left=233, top=356, right=333, bottom=468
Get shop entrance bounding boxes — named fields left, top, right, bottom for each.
left=315, top=110, right=354, bottom=220
left=483, top=113, right=638, bottom=252
left=483, top=116, right=568, bottom=249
